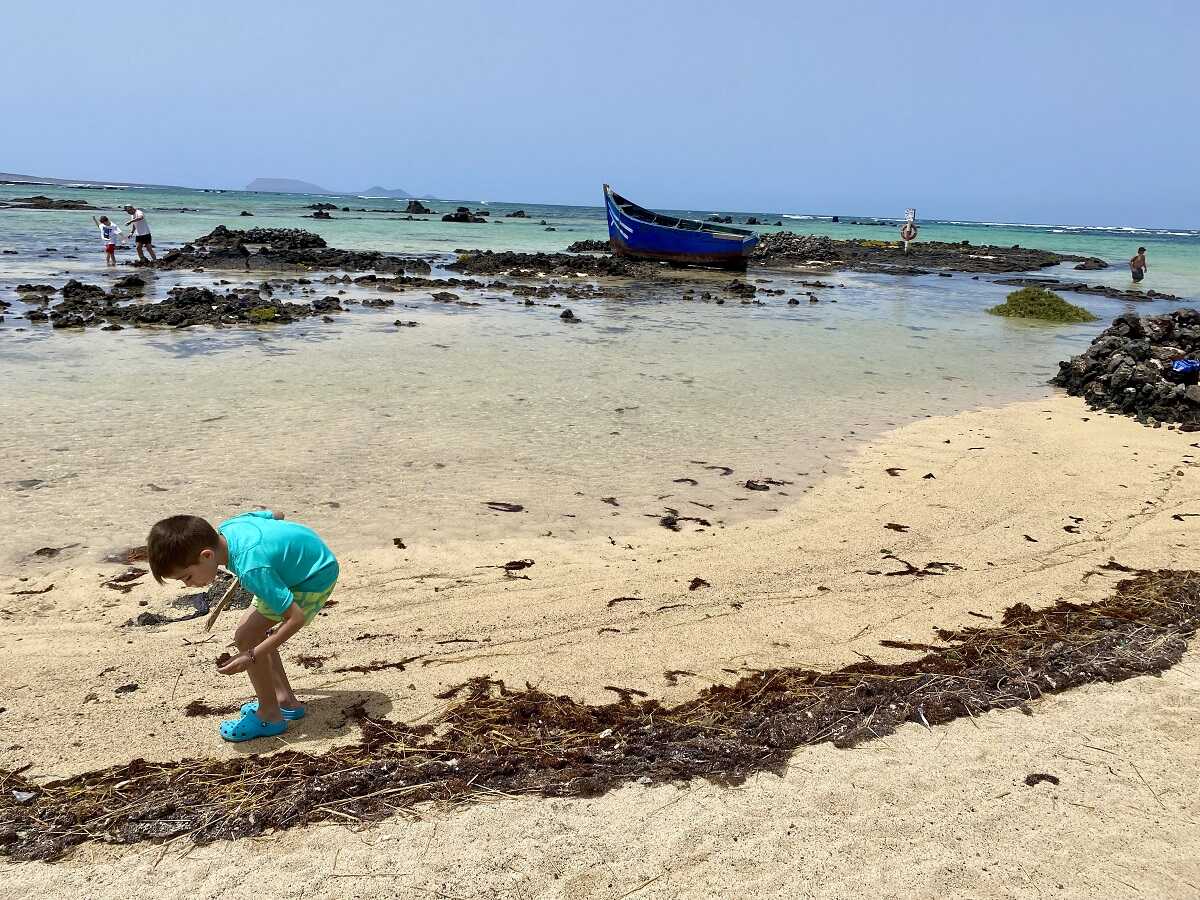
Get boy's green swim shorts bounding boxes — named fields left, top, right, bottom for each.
left=254, top=580, right=336, bottom=625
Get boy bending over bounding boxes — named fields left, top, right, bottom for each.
left=147, top=510, right=339, bottom=742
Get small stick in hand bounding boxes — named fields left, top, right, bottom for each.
left=203, top=576, right=241, bottom=632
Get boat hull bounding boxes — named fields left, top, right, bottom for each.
left=604, top=188, right=757, bottom=271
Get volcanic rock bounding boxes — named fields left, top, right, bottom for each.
left=1, top=195, right=96, bottom=210
left=567, top=239, right=610, bottom=253
left=152, top=227, right=430, bottom=275
left=442, top=207, right=486, bottom=224
left=1053, top=310, right=1200, bottom=427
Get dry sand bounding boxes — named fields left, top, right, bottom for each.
left=4, top=394, right=1200, bottom=898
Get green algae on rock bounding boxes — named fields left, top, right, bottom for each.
left=988, top=287, right=1097, bottom=323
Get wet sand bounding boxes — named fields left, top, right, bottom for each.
left=4, top=395, right=1200, bottom=898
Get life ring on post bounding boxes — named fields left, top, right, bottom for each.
left=899, top=223, right=917, bottom=242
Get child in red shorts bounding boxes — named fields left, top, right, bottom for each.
left=92, top=215, right=122, bottom=267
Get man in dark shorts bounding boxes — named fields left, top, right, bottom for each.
left=123, top=205, right=157, bottom=262
left=1130, top=246, right=1148, bottom=282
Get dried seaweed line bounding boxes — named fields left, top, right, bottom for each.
left=2, top=570, right=1198, bottom=861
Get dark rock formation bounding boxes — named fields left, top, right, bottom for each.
left=996, top=277, right=1181, bottom=303
left=707, top=215, right=733, bottom=224
left=443, top=207, right=486, bottom=224
left=239, top=210, right=254, bottom=216
left=753, top=232, right=1104, bottom=274
left=112, top=275, right=146, bottom=292
left=1073, top=259, right=1108, bottom=270
left=567, top=239, right=611, bottom=253
left=197, top=226, right=328, bottom=251
left=151, top=227, right=431, bottom=275
left=745, top=217, right=760, bottom=225
left=447, top=250, right=651, bottom=278
left=1053, top=310, right=1200, bottom=427
left=404, top=200, right=433, bottom=214
left=61, top=280, right=107, bottom=302
left=37, top=284, right=355, bottom=330
left=505, top=210, right=528, bottom=218
left=1, top=195, right=96, bottom=210
left=309, top=210, right=333, bottom=219
left=306, top=203, right=338, bottom=210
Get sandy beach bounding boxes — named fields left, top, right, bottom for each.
left=4, top=393, right=1200, bottom=898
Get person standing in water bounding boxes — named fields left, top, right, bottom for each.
left=123, top=205, right=157, bottom=263
left=1130, top=246, right=1148, bottom=282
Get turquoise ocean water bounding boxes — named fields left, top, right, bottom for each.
left=2, top=183, right=1198, bottom=296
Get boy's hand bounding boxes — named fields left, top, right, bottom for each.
left=217, top=652, right=252, bottom=675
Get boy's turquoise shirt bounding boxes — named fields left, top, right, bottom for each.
left=217, top=510, right=338, bottom=616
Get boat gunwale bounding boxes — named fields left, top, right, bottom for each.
left=605, top=185, right=757, bottom=244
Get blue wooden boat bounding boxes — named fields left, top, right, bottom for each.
left=604, top=184, right=758, bottom=270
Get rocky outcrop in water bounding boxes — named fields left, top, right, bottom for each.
left=39, top=284, right=346, bottom=330
left=752, top=232, right=1101, bottom=274
left=1053, top=310, right=1200, bottom=427
left=447, top=250, right=650, bottom=278
left=0, top=195, right=96, bottom=210
left=151, top=227, right=431, bottom=275
left=505, top=210, right=528, bottom=218
left=443, top=207, right=486, bottom=224
left=995, top=276, right=1181, bottom=303
left=404, top=200, right=432, bottom=214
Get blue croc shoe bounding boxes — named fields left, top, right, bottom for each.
left=240, top=700, right=306, bottom=721
left=219, top=710, right=288, bottom=743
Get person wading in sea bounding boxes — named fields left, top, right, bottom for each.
left=1130, top=246, right=1148, bottom=283
left=123, top=204, right=157, bottom=263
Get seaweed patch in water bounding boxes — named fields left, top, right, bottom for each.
left=2, top=569, right=1197, bottom=862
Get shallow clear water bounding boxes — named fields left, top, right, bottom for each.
left=1, top=184, right=1197, bottom=560
left=3, top=183, right=1198, bottom=295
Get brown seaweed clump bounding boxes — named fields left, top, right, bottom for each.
left=1, top=569, right=1196, bottom=861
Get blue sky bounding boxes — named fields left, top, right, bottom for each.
left=2, top=0, right=1196, bottom=225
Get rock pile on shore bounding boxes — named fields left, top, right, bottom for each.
left=1053, top=310, right=1200, bottom=427
left=152, top=227, right=431, bottom=275
left=566, top=239, right=611, bottom=253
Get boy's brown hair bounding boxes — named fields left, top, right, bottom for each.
left=147, top=515, right=220, bottom=583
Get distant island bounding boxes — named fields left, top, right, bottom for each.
left=0, top=172, right=180, bottom=190
left=359, top=185, right=413, bottom=199
left=245, top=178, right=412, bottom=198
left=245, top=177, right=332, bottom=194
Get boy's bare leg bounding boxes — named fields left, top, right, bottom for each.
left=148, top=244, right=157, bottom=261
left=267, top=649, right=302, bottom=708
left=233, top=610, right=283, bottom=722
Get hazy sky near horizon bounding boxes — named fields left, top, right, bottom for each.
left=3, top=1, right=1197, bottom=225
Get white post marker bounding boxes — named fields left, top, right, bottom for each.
left=900, top=209, right=918, bottom=254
